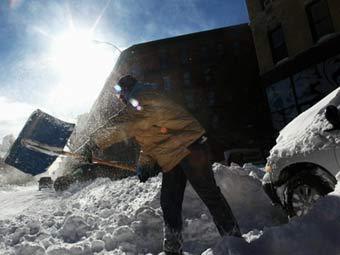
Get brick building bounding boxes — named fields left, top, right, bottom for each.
left=246, top=0, right=340, bottom=133
left=79, top=24, right=272, bottom=162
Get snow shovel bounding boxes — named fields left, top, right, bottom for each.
left=21, top=138, right=136, bottom=172
left=5, top=109, right=136, bottom=176
left=5, top=109, right=75, bottom=175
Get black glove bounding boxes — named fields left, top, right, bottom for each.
left=325, top=105, right=340, bottom=131
left=136, top=163, right=161, bottom=182
left=80, top=140, right=99, bottom=163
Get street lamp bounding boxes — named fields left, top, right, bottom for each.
left=92, top=40, right=122, bottom=53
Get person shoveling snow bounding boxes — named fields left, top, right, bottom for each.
left=80, top=74, right=242, bottom=254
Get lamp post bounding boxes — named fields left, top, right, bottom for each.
left=92, top=40, right=122, bottom=53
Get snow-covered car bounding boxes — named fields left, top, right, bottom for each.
left=263, top=88, right=340, bottom=217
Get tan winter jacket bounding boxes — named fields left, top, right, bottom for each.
left=91, top=83, right=205, bottom=172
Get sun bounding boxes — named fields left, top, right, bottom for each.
left=50, top=30, right=95, bottom=76
left=46, top=27, right=119, bottom=116
left=31, top=0, right=118, bottom=118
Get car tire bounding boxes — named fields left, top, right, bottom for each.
left=285, top=175, right=330, bottom=217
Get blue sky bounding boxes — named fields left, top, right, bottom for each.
left=0, top=0, right=249, bottom=139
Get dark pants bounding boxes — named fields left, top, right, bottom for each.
left=160, top=140, right=240, bottom=236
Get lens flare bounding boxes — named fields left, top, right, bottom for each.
left=47, top=29, right=118, bottom=114
left=114, top=84, right=122, bottom=93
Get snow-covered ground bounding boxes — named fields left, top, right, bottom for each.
left=1, top=162, right=339, bottom=254
left=0, top=163, right=289, bottom=255
left=0, top=165, right=34, bottom=186
left=204, top=181, right=340, bottom=255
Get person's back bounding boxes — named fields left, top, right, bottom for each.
left=131, top=82, right=206, bottom=170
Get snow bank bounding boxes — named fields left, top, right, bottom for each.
left=212, top=163, right=287, bottom=232
left=203, top=183, right=340, bottom=255
left=0, top=134, right=35, bottom=186
left=0, top=164, right=35, bottom=186
left=0, top=163, right=288, bottom=254
left=268, top=87, right=340, bottom=163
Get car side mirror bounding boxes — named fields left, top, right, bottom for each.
left=325, top=105, right=340, bottom=131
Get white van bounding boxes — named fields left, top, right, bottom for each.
left=263, top=88, right=340, bottom=217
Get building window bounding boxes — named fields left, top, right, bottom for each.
left=268, top=26, right=288, bottom=64
left=159, top=48, right=168, bottom=69
left=180, top=48, right=189, bottom=64
left=306, top=0, right=334, bottom=42
left=266, top=78, right=298, bottom=131
left=163, top=76, right=172, bottom=91
left=266, top=79, right=295, bottom=112
left=183, top=72, right=191, bottom=87
left=293, top=65, right=333, bottom=105
left=201, top=45, right=209, bottom=60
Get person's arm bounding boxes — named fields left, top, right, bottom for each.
left=90, top=97, right=155, bottom=150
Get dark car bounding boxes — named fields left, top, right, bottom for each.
left=38, top=177, right=53, bottom=190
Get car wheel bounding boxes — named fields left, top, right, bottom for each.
left=285, top=175, right=329, bottom=217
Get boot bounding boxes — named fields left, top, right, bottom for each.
left=216, top=218, right=242, bottom=238
left=163, top=225, right=183, bottom=255
left=229, top=224, right=242, bottom=238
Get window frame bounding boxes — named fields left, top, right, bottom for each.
left=159, top=47, right=169, bottom=69
left=306, top=0, right=334, bottom=42
left=268, top=25, right=289, bottom=64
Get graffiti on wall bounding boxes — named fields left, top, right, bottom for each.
left=293, top=53, right=340, bottom=105
left=266, top=53, right=340, bottom=131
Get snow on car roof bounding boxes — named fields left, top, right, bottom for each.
left=268, top=87, right=340, bottom=162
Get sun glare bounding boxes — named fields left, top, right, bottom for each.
left=51, top=30, right=94, bottom=74
left=47, top=29, right=118, bottom=117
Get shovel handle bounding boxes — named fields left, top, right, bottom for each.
left=21, top=139, right=136, bottom=172
left=60, top=151, right=136, bottom=172
left=92, top=157, right=136, bottom=172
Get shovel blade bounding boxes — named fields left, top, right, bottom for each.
left=5, top=109, right=75, bottom=175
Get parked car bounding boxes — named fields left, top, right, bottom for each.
left=223, top=148, right=265, bottom=167
left=38, top=177, right=53, bottom=190
left=263, top=88, right=340, bottom=217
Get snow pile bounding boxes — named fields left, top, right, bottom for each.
left=203, top=183, right=340, bottom=255
left=0, top=134, right=35, bottom=186
left=0, top=163, right=287, bottom=254
left=0, top=177, right=162, bottom=254
left=0, top=185, right=40, bottom=220
left=268, top=87, right=340, bottom=164
left=0, top=164, right=34, bottom=186
left=0, top=134, right=15, bottom=158
left=212, top=163, right=287, bottom=231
